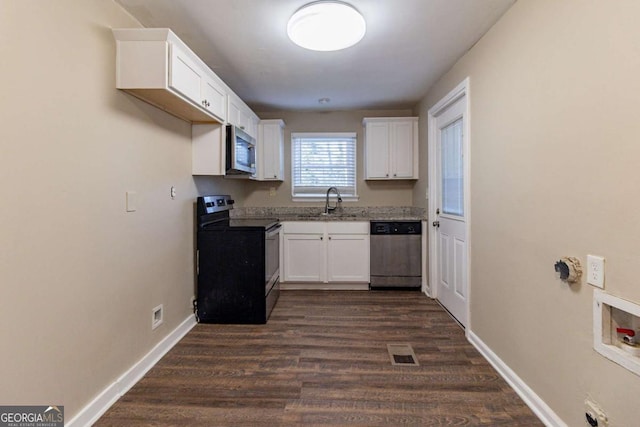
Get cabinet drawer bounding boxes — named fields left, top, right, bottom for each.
left=283, top=221, right=325, bottom=234
left=326, top=221, right=369, bottom=234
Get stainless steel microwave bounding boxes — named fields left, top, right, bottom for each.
left=225, top=125, right=256, bottom=175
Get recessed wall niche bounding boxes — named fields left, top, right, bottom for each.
left=594, top=289, right=640, bottom=376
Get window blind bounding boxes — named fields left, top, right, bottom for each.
left=292, top=133, right=357, bottom=197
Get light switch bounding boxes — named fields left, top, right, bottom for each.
left=126, top=191, right=137, bottom=212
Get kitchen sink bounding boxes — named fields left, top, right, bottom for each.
left=295, top=212, right=359, bottom=219
left=320, top=212, right=358, bottom=218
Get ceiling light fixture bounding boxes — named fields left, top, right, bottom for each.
left=287, top=1, right=366, bottom=52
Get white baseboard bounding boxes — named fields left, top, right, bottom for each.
left=67, top=314, right=197, bottom=427
left=280, top=283, right=369, bottom=291
left=467, top=330, right=566, bottom=427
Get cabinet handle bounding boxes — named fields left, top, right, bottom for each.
left=328, top=236, right=332, bottom=240
left=273, top=175, right=277, bottom=178
left=393, top=173, right=397, bottom=177
left=385, top=173, right=389, bottom=177
left=320, top=236, right=323, bottom=240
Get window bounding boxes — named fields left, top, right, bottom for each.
left=441, top=118, right=464, bottom=216
left=291, top=132, right=357, bottom=200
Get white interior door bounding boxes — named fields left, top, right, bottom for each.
left=428, top=80, right=469, bottom=327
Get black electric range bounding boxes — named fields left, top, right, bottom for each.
left=196, top=195, right=281, bottom=324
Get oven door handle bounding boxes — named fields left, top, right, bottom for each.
left=266, top=224, right=282, bottom=238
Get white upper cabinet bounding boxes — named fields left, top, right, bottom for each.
left=200, top=74, right=227, bottom=121
left=227, top=93, right=259, bottom=139
left=169, top=43, right=203, bottom=103
left=113, top=28, right=230, bottom=124
left=363, top=117, right=419, bottom=180
left=227, top=95, right=242, bottom=127
left=114, top=28, right=267, bottom=177
left=192, top=124, right=225, bottom=176
left=254, top=119, right=285, bottom=181
left=364, top=121, right=391, bottom=178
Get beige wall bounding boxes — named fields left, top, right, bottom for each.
left=245, top=110, right=416, bottom=207
left=415, top=1, right=640, bottom=425
left=0, top=0, right=243, bottom=419
left=6, top=0, right=638, bottom=424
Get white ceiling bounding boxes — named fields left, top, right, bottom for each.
left=115, top=0, right=516, bottom=112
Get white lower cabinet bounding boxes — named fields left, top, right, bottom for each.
left=283, top=232, right=325, bottom=282
left=282, top=222, right=370, bottom=285
left=327, top=233, right=369, bottom=282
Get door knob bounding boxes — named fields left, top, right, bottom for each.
left=432, top=221, right=440, bottom=228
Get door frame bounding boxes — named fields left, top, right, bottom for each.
left=427, top=77, right=471, bottom=328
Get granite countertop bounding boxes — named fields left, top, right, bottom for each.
left=231, top=206, right=427, bottom=222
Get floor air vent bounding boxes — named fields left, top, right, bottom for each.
left=387, top=343, right=419, bottom=366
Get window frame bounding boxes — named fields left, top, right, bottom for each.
left=290, top=132, right=359, bottom=202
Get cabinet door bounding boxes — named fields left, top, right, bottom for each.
left=168, top=44, right=203, bottom=104
left=229, top=96, right=249, bottom=131
left=283, top=234, right=325, bottom=282
left=201, top=76, right=226, bottom=122
left=192, top=124, right=224, bottom=175
left=327, top=234, right=370, bottom=282
left=227, top=95, right=258, bottom=138
left=259, top=122, right=284, bottom=180
left=247, top=114, right=259, bottom=139
left=227, top=96, right=241, bottom=128
left=391, top=120, right=416, bottom=178
left=365, top=121, right=391, bottom=179
left=238, top=109, right=252, bottom=135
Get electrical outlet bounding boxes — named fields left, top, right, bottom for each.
left=585, top=399, right=607, bottom=427
left=269, top=187, right=276, bottom=197
left=587, top=255, right=605, bottom=288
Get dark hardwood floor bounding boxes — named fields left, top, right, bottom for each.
left=95, top=291, right=543, bottom=426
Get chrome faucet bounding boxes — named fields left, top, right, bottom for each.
left=324, top=187, right=342, bottom=214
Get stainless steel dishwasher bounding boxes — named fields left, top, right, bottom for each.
left=370, top=221, right=422, bottom=289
